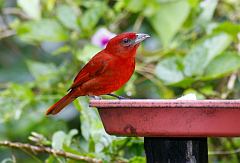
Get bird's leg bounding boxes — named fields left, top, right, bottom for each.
left=89, top=96, right=102, bottom=100
left=106, top=93, right=128, bottom=99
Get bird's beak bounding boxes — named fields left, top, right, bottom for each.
left=134, top=33, right=150, bottom=45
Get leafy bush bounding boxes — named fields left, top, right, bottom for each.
left=0, top=0, right=240, bottom=162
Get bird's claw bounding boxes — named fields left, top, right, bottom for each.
left=117, top=95, right=128, bottom=100
left=107, top=94, right=129, bottom=100
left=89, top=96, right=102, bottom=100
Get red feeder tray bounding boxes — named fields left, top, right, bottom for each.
left=89, top=99, right=240, bottom=137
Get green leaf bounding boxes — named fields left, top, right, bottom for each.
left=65, top=129, right=78, bottom=146
left=136, top=80, right=164, bottom=99
left=52, top=45, right=71, bottom=55
left=0, top=83, right=34, bottom=122
left=213, top=22, right=240, bottom=39
left=26, top=60, right=60, bottom=89
left=26, top=60, right=58, bottom=81
left=1, top=158, right=14, bottom=163
left=45, top=155, right=55, bottom=163
left=149, top=0, right=190, bottom=46
left=184, top=33, right=232, bottom=77
left=17, top=19, right=68, bottom=42
left=199, top=86, right=217, bottom=97
left=143, top=1, right=160, bottom=17
left=76, top=44, right=101, bottom=64
left=56, top=4, right=79, bottom=30
left=124, top=0, right=146, bottom=13
left=188, top=0, right=200, bottom=8
left=42, top=0, right=56, bottom=11
left=18, top=0, right=41, bottom=19
left=129, top=156, right=146, bottom=163
left=77, top=97, right=114, bottom=153
left=197, top=0, right=218, bottom=25
left=169, top=78, right=195, bottom=88
left=155, top=56, right=185, bottom=84
left=203, top=52, right=240, bottom=79
left=62, top=144, right=83, bottom=155
left=80, top=2, right=107, bottom=32
left=7, top=83, right=34, bottom=100
left=52, top=131, right=66, bottom=150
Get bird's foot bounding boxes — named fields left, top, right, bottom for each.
left=89, top=96, right=102, bottom=100
left=106, top=93, right=129, bottom=100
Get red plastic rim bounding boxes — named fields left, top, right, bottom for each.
left=90, top=99, right=240, bottom=108
left=90, top=99, right=240, bottom=137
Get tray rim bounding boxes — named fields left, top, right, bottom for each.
left=89, top=99, right=240, bottom=108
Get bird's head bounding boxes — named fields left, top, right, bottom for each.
left=105, top=32, right=150, bottom=58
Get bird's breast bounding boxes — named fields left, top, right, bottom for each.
left=107, top=57, right=135, bottom=82
left=80, top=57, right=136, bottom=95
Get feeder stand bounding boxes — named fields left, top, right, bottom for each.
left=90, top=99, right=240, bottom=163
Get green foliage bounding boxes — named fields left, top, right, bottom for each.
left=77, top=44, right=101, bottom=63
left=184, top=33, right=232, bottom=77
left=56, top=4, right=79, bottom=30
left=155, top=56, right=184, bottom=84
left=52, top=129, right=78, bottom=150
left=0, top=0, right=240, bottom=162
left=204, top=52, right=240, bottom=79
left=80, top=2, right=108, bottom=33
left=17, top=0, right=41, bottom=19
left=16, top=19, right=68, bottom=42
left=149, top=0, right=190, bottom=47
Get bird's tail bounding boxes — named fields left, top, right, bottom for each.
left=46, top=91, right=76, bottom=115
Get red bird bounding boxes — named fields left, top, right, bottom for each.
left=46, top=32, right=150, bottom=115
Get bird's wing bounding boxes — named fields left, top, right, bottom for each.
left=69, top=52, right=110, bottom=90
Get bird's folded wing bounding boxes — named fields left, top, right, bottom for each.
left=69, top=53, right=109, bottom=90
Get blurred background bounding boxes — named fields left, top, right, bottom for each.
left=0, top=0, right=240, bottom=162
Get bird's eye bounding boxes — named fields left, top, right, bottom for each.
left=122, top=38, right=131, bottom=46
left=123, top=38, right=130, bottom=43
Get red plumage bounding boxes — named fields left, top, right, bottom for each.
left=46, top=32, right=149, bottom=115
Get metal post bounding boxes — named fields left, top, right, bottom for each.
left=144, top=137, right=208, bottom=163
